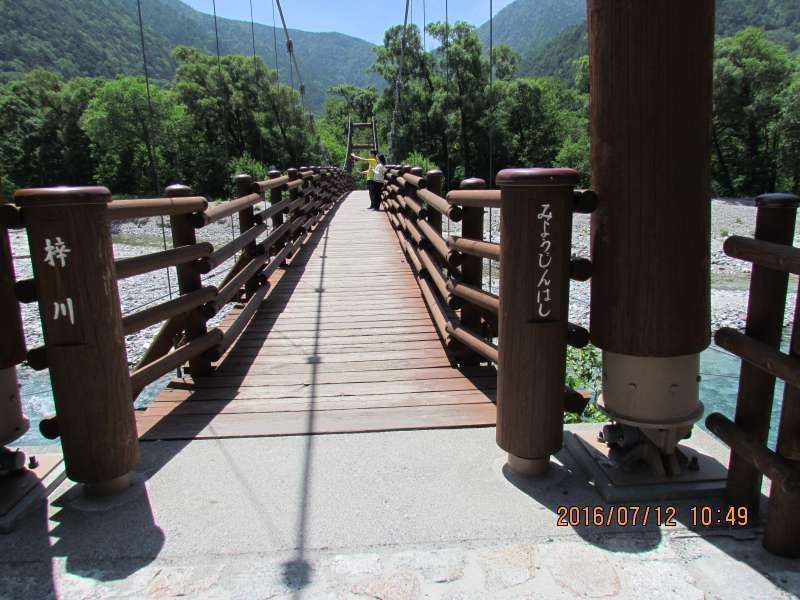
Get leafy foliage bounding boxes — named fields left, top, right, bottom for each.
left=0, top=49, right=325, bottom=198
left=564, top=345, right=606, bottom=424
left=346, top=20, right=591, bottom=187
left=712, top=28, right=800, bottom=196
left=0, top=0, right=382, bottom=114
left=488, top=0, right=800, bottom=82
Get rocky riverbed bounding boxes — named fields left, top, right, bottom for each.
left=447, top=198, right=799, bottom=331
left=7, top=197, right=797, bottom=447
left=9, top=197, right=798, bottom=364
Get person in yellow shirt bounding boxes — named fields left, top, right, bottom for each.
left=352, top=149, right=380, bottom=209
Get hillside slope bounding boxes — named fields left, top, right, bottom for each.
left=481, top=0, right=800, bottom=81
left=0, top=0, right=381, bottom=112
left=477, top=0, right=585, bottom=60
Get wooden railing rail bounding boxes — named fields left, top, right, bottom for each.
left=381, top=165, right=596, bottom=468
left=8, top=166, right=353, bottom=492
left=704, top=192, right=800, bottom=558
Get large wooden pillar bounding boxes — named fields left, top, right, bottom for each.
left=588, top=1, right=715, bottom=453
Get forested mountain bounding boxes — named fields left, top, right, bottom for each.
left=476, top=0, right=584, bottom=63
left=480, top=0, right=800, bottom=81
left=0, top=0, right=381, bottom=112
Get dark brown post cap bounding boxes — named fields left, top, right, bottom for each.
left=496, top=168, right=579, bottom=188
left=165, top=183, right=192, bottom=197
left=410, top=167, right=424, bottom=176
left=233, top=173, right=252, bottom=183
left=755, top=193, right=800, bottom=209
left=287, top=168, right=299, bottom=178
left=14, top=186, right=111, bottom=207
left=268, top=170, right=282, bottom=178
left=460, top=178, right=486, bottom=190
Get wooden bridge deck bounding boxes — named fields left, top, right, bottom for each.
left=136, top=191, right=497, bottom=441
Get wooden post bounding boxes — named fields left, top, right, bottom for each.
left=728, top=194, right=799, bottom=514
left=458, top=178, right=486, bottom=365
left=234, top=173, right=257, bottom=297
left=765, top=278, right=800, bottom=556
left=0, top=205, right=29, bottom=447
left=426, top=169, right=444, bottom=236
left=268, top=170, right=285, bottom=257
left=588, top=0, right=713, bottom=356
left=496, top=168, right=578, bottom=476
left=15, top=187, right=138, bottom=491
left=167, top=184, right=212, bottom=377
left=587, top=0, right=714, bottom=456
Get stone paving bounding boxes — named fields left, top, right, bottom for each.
left=1, top=425, right=798, bottom=599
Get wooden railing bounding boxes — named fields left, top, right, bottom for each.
left=704, top=192, right=800, bottom=558
left=381, top=164, right=597, bottom=474
left=3, top=166, right=352, bottom=492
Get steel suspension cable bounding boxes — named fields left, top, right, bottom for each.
left=274, top=0, right=306, bottom=109
left=488, top=0, right=495, bottom=292
left=390, top=0, right=412, bottom=160
left=209, top=2, right=239, bottom=253
left=211, top=0, right=223, bottom=72
left=136, top=0, right=173, bottom=301
left=445, top=0, right=451, bottom=190
left=249, top=0, right=264, bottom=164
left=271, top=0, right=280, bottom=80
left=422, top=0, right=427, bottom=51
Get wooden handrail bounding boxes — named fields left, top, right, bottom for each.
left=122, top=286, right=217, bottom=336
left=131, top=328, right=223, bottom=394
left=446, top=189, right=501, bottom=210
left=447, top=236, right=500, bottom=262
left=200, top=223, right=268, bottom=273
left=417, top=188, right=463, bottom=221
left=206, top=284, right=270, bottom=361
left=706, top=413, right=800, bottom=494
left=715, top=327, right=800, bottom=389
left=107, top=196, right=207, bottom=220
left=192, top=192, right=262, bottom=227
left=115, top=242, right=213, bottom=280
left=724, top=236, right=800, bottom=275
left=252, top=175, right=289, bottom=192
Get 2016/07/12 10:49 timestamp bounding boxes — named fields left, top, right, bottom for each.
left=556, top=505, right=750, bottom=528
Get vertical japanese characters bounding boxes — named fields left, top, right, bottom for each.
left=536, top=203, right=553, bottom=319
left=44, top=237, right=75, bottom=324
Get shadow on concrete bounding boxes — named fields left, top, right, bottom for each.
left=0, top=198, right=347, bottom=599
left=0, top=475, right=164, bottom=598
left=502, top=430, right=800, bottom=597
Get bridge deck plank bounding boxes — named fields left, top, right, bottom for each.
left=136, top=191, right=496, bottom=440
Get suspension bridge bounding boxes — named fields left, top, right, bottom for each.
left=1, top=1, right=800, bottom=597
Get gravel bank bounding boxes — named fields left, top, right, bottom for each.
left=9, top=197, right=798, bottom=371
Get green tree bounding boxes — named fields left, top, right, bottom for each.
left=712, top=28, right=795, bottom=196
left=0, top=68, right=63, bottom=188
left=778, top=73, right=800, bottom=193
left=81, top=76, right=191, bottom=194
left=171, top=46, right=320, bottom=197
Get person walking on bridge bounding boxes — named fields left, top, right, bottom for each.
left=351, top=149, right=383, bottom=210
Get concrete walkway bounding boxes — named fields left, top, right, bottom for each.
left=2, top=424, right=798, bottom=599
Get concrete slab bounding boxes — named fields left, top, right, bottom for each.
left=0, top=425, right=796, bottom=599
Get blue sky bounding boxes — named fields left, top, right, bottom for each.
left=182, top=0, right=516, bottom=45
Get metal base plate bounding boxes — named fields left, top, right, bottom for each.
left=564, top=428, right=728, bottom=502
left=0, top=455, right=65, bottom=533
